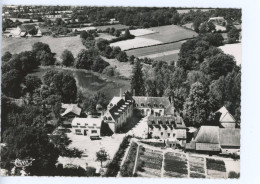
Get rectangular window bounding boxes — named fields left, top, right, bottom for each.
left=77, top=123, right=80, bottom=126
left=168, top=133, right=170, bottom=137
left=173, top=133, right=175, bottom=137
left=91, top=130, right=97, bottom=134
left=161, top=132, right=163, bottom=136
left=93, top=124, right=96, bottom=126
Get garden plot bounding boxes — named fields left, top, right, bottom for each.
left=120, top=142, right=138, bottom=176
left=206, top=158, right=227, bottom=178
left=188, top=155, right=206, bottom=178
left=122, top=29, right=157, bottom=37
left=110, top=37, right=162, bottom=51
left=163, top=152, right=188, bottom=178
left=136, top=146, right=163, bottom=177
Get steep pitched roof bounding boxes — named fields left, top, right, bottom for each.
left=219, top=128, right=240, bottom=147
left=194, top=126, right=220, bottom=144
left=133, top=96, right=170, bottom=108
left=216, top=106, right=236, bottom=123
left=19, top=24, right=36, bottom=32
left=61, top=104, right=82, bottom=117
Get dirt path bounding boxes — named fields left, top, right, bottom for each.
left=133, top=144, right=140, bottom=175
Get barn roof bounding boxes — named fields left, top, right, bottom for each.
left=19, top=24, right=36, bottom=32
left=194, top=126, right=220, bottom=144
left=219, top=128, right=240, bottom=147
left=216, top=106, right=236, bottom=123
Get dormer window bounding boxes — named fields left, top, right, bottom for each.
left=154, top=104, right=158, bottom=108
left=141, top=103, right=144, bottom=107
left=159, top=104, right=164, bottom=108
left=147, top=103, right=151, bottom=107
left=110, top=103, right=113, bottom=107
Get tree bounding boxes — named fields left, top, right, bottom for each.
left=24, top=75, right=42, bottom=95
left=1, top=125, right=59, bottom=176
left=75, top=49, right=96, bottom=70
left=204, top=33, right=224, bottom=47
left=114, top=29, right=121, bottom=37
left=32, top=42, right=52, bottom=54
left=96, top=148, right=109, bottom=167
left=95, top=38, right=109, bottom=52
left=183, top=82, right=209, bottom=126
left=36, top=50, right=56, bottom=66
left=116, top=51, right=128, bottom=62
left=1, top=51, right=12, bottom=63
left=123, top=29, right=134, bottom=39
left=227, top=27, right=240, bottom=43
left=200, top=53, right=236, bottom=80
left=2, top=69, right=23, bottom=98
left=61, top=49, right=74, bottom=67
left=91, top=57, right=109, bottom=73
left=131, top=60, right=145, bottom=96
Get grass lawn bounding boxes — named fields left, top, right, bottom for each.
left=141, top=25, right=198, bottom=43
left=1, top=35, right=85, bottom=62
left=101, top=56, right=133, bottom=78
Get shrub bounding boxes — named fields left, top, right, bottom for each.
left=228, top=171, right=240, bottom=178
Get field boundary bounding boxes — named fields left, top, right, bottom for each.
left=123, top=37, right=195, bottom=52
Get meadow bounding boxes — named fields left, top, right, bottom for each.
left=141, top=25, right=198, bottom=43
left=2, top=35, right=85, bottom=62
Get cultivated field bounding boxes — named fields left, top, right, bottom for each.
left=126, top=41, right=184, bottom=57
left=96, top=24, right=129, bottom=31
left=141, top=25, right=198, bottom=43
left=122, top=29, right=157, bottom=37
left=219, top=43, right=242, bottom=66
left=1, top=35, right=85, bottom=61
left=110, top=37, right=162, bottom=51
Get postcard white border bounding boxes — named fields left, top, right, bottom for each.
left=1, top=0, right=260, bottom=184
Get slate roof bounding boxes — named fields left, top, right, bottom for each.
left=194, top=126, right=220, bottom=144
left=133, top=96, right=171, bottom=108
left=216, top=106, right=236, bottom=123
left=148, top=116, right=186, bottom=129
left=108, top=98, right=132, bottom=121
left=219, top=128, right=240, bottom=147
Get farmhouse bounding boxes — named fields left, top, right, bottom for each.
left=185, top=126, right=240, bottom=154
left=132, top=96, right=173, bottom=116
left=208, top=17, right=227, bottom=32
left=147, top=115, right=187, bottom=147
left=103, top=91, right=134, bottom=133
left=216, top=106, right=236, bottom=128
left=10, top=24, right=40, bottom=37
left=71, top=118, right=102, bottom=139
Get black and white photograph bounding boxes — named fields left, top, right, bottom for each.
left=1, top=1, right=257, bottom=183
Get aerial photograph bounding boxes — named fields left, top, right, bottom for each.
left=1, top=5, right=241, bottom=178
